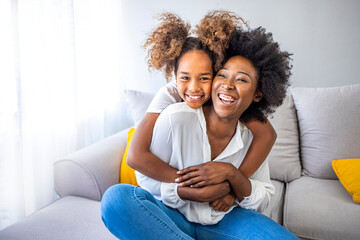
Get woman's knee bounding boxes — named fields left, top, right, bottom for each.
left=101, top=184, right=135, bottom=223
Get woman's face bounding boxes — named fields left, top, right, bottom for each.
left=211, top=56, right=262, bottom=120
left=176, top=50, right=213, bottom=109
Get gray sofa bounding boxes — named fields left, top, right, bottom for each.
left=0, top=84, right=359, bottom=240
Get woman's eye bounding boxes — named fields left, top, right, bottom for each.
left=181, top=76, right=189, bottom=81
left=236, top=78, right=248, bottom=83
left=217, top=73, right=226, bottom=78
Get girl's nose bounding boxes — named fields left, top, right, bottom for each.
left=189, top=80, right=200, bottom=92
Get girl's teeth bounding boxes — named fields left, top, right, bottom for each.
left=188, top=95, right=201, bottom=100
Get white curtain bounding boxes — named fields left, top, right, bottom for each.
left=0, top=0, right=131, bottom=230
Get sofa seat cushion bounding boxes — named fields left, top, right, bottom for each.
left=284, top=176, right=360, bottom=240
left=262, top=179, right=285, bottom=225
left=0, top=196, right=117, bottom=240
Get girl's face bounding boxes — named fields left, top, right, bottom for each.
left=211, top=56, right=262, bottom=120
left=175, top=50, right=213, bottom=109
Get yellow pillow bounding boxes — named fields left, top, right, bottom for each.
left=120, top=128, right=139, bottom=186
left=332, top=159, right=360, bottom=203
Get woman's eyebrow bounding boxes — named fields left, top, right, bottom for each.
left=222, top=68, right=251, bottom=78
left=237, top=71, right=251, bottom=78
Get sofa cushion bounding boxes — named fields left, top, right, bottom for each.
left=0, top=196, right=117, bottom=240
left=332, top=158, right=360, bottom=203
left=120, top=128, right=139, bottom=186
left=267, top=95, right=301, bottom=182
left=262, top=179, right=285, bottom=225
left=284, top=176, right=360, bottom=240
left=291, top=84, right=360, bottom=179
left=123, top=89, right=155, bottom=126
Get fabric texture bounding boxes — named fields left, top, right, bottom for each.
left=267, top=95, right=301, bottom=182
left=284, top=176, right=360, bottom=240
left=332, top=159, right=360, bottom=203
left=123, top=89, right=155, bottom=126
left=54, top=128, right=129, bottom=201
left=136, top=102, right=275, bottom=225
left=291, top=84, right=360, bottom=179
left=0, top=196, right=118, bottom=240
left=146, top=81, right=181, bottom=113
left=119, top=128, right=139, bottom=186
left=101, top=184, right=298, bottom=240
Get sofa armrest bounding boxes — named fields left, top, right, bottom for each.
left=54, top=128, right=130, bottom=201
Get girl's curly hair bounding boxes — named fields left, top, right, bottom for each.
left=144, top=11, right=244, bottom=82
left=196, top=10, right=246, bottom=72
left=225, top=27, right=293, bottom=123
left=144, top=13, right=191, bottom=82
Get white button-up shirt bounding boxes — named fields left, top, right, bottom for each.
left=136, top=102, right=275, bottom=225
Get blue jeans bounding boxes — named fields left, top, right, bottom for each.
left=101, top=184, right=298, bottom=240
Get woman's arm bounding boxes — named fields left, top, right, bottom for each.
left=177, top=182, right=231, bottom=202
left=127, top=113, right=178, bottom=183
left=176, top=118, right=276, bottom=186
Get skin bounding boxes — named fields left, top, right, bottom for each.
left=177, top=56, right=264, bottom=205
left=127, top=52, right=276, bottom=211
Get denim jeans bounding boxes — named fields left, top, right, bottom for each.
left=101, top=184, right=298, bottom=240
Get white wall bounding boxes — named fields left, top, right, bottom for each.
left=118, top=0, right=360, bottom=92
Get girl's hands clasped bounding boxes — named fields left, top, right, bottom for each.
left=175, top=162, right=236, bottom=188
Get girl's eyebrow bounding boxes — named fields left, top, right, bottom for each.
left=221, top=68, right=250, bottom=78
left=179, top=72, right=211, bottom=75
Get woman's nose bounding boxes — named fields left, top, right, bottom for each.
left=222, top=78, right=235, bottom=90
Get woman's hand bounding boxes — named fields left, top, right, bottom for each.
left=209, top=192, right=236, bottom=212
left=177, top=181, right=231, bottom=202
left=176, top=162, right=236, bottom=188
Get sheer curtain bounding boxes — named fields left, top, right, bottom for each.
left=0, top=0, right=130, bottom=230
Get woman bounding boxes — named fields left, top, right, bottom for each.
left=101, top=26, right=296, bottom=239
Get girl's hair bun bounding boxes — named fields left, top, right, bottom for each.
left=144, top=13, right=191, bottom=82
left=196, top=10, right=246, bottom=72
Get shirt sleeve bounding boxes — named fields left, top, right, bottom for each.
left=138, top=106, right=187, bottom=209
left=236, top=160, right=275, bottom=212
left=146, top=81, right=182, bottom=113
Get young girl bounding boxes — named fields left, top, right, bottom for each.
left=101, top=24, right=296, bottom=239
left=127, top=11, right=277, bottom=211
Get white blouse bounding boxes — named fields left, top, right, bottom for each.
left=136, top=102, right=275, bottom=225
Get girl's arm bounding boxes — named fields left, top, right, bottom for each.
left=240, top=118, right=276, bottom=178
left=127, top=113, right=178, bottom=183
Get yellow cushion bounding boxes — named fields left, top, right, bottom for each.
left=332, top=159, right=360, bottom=203
left=120, top=128, right=139, bottom=186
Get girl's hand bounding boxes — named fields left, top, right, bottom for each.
left=209, top=192, right=236, bottom=212
left=176, top=162, right=236, bottom=188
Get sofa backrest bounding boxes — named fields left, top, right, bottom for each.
left=290, top=84, right=360, bottom=179
left=267, top=95, right=302, bottom=182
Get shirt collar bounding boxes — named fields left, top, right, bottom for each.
left=197, top=107, right=245, bottom=161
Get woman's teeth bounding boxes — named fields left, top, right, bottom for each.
left=219, top=93, right=235, bottom=103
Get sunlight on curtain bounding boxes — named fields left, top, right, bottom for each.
left=0, top=0, right=128, bottom=230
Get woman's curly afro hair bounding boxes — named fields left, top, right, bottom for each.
left=225, top=27, right=293, bottom=123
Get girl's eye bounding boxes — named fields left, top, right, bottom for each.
left=200, top=77, right=210, bottom=81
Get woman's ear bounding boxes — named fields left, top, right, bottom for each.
left=254, top=90, right=263, bottom=102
